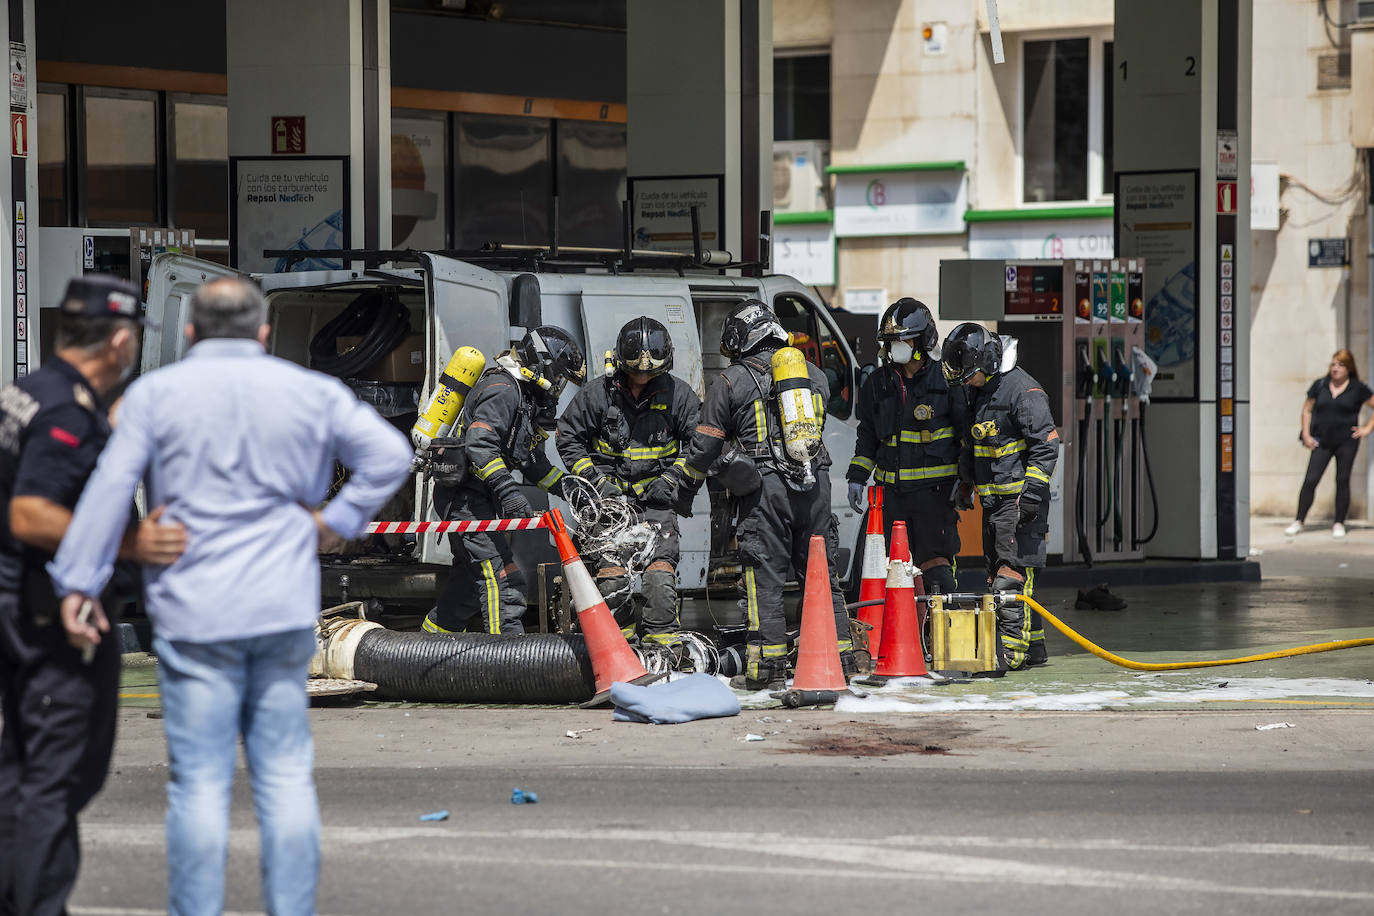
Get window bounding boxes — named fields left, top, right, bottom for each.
left=555, top=120, right=626, bottom=249
left=83, top=88, right=159, bottom=225
left=774, top=54, right=830, bottom=142
left=773, top=294, right=852, bottom=419
left=1020, top=35, right=1112, bottom=203
left=37, top=87, right=68, bottom=227
left=453, top=113, right=551, bottom=249
left=170, top=96, right=228, bottom=240
left=392, top=111, right=448, bottom=249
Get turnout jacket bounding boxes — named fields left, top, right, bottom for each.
left=681, top=348, right=831, bottom=482
left=961, top=366, right=1059, bottom=502
left=556, top=371, right=701, bottom=498
left=848, top=360, right=967, bottom=489
left=456, top=366, right=565, bottom=495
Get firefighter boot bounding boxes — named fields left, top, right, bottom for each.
left=730, top=643, right=787, bottom=692
left=839, top=650, right=859, bottom=680
left=990, top=572, right=1031, bottom=671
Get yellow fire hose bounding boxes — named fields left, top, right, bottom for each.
left=1014, top=595, right=1374, bottom=671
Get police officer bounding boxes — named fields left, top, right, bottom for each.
left=941, top=322, right=1059, bottom=669
left=680, top=299, right=853, bottom=690
left=0, top=275, right=187, bottom=916
left=556, top=317, right=700, bottom=648
left=423, top=327, right=585, bottom=635
left=847, top=298, right=965, bottom=595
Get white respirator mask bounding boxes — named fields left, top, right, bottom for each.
left=888, top=340, right=915, bottom=365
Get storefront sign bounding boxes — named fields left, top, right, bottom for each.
left=1116, top=170, right=1199, bottom=401
left=833, top=171, right=966, bottom=237
left=391, top=116, right=446, bottom=250
left=231, top=156, right=349, bottom=272
left=628, top=175, right=724, bottom=254
left=772, top=222, right=835, bottom=286
left=968, top=218, right=1113, bottom=261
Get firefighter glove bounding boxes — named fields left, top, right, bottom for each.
left=595, top=475, right=625, bottom=501
left=847, top=481, right=866, bottom=514
left=952, top=480, right=975, bottom=511
left=490, top=474, right=534, bottom=519
left=1017, top=480, right=1047, bottom=524
left=642, top=473, right=679, bottom=510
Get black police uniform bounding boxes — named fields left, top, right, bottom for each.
left=0, top=357, right=126, bottom=916
left=681, top=349, right=850, bottom=681
left=963, top=365, right=1060, bottom=669
left=426, top=365, right=565, bottom=635
left=556, top=371, right=700, bottom=644
left=848, top=358, right=967, bottom=591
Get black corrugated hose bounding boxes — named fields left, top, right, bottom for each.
left=309, top=288, right=411, bottom=378
left=352, top=629, right=598, bottom=704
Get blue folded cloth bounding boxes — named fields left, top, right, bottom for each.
left=610, top=673, right=741, bottom=724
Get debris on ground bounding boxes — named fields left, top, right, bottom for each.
left=418, top=810, right=449, bottom=822
left=742, top=733, right=765, bottom=742
left=511, top=788, right=539, bottom=804
left=1255, top=722, right=1296, bottom=730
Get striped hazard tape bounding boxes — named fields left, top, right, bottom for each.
left=365, top=518, right=547, bottom=535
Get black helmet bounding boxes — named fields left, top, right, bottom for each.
left=515, top=326, right=586, bottom=400
left=878, top=298, right=938, bottom=355
left=720, top=298, right=788, bottom=360
left=614, top=316, right=673, bottom=376
left=941, top=322, right=1002, bottom=385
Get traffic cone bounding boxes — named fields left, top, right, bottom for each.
left=873, top=522, right=929, bottom=678
left=789, top=535, right=849, bottom=692
left=543, top=509, right=662, bottom=707
left=855, top=486, right=888, bottom=661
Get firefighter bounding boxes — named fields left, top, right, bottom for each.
left=941, top=322, right=1059, bottom=669
left=422, top=327, right=585, bottom=635
left=679, top=299, right=853, bottom=690
left=847, top=298, right=966, bottom=595
left=556, top=317, right=701, bottom=647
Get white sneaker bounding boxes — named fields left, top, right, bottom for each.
left=1333, top=523, right=1347, bottom=538
left=1284, top=521, right=1302, bottom=536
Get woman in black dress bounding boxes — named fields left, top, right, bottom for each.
left=1287, top=349, right=1374, bottom=537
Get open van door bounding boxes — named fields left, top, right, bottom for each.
left=141, top=253, right=243, bottom=373
left=414, top=255, right=513, bottom=566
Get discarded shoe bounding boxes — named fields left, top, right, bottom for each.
left=1075, top=583, right=1128, bottom=611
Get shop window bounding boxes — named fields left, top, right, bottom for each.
left=170, top=96, right=228, bottom=240
left=453, top=113, right=551, bottom=250
left=773, top=293, right=853, bottom=420
left=83, top=89, right=159, bottom=226
left=775, top=54, right=830, bottom=142
left=555, top=120, right=626, bottom=249
left=37, top=87, right=68, bottom=227
left=392, top=111, right=448, bottom=250
left=1020, top=35, right=1113, bottom=204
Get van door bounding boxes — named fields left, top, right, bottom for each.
left=141, top=253, right=243, bottom=373
left=575, top=281, right=712, bottom=588
left=415, top=255, right=512, bottom=565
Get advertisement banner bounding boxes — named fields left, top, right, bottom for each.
left=772, top=222, right=835, bottom=286
left=968, top=218, right=1113, bottom=260
left=833, top=170, right=966, bottom=237
left=628, top=175, right=723, bottom=253
left=1116, top=170, right=1199, bottom=400
left=231, top=156, right=349, bottom=273
left=391, top=116, right=446, bottom=250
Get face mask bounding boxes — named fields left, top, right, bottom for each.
left=888, top=341, right=914, bottom=365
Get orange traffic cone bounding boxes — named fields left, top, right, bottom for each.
left=544, top=509, right=662, bottom=707
left=790, top=535, right=850, bottom=692
left=855, top=486, right=888, bottom=661
left=873, top=521, right=929, bottom=678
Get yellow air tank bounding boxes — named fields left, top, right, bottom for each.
left=771, top=346, right=822, bottom=465
left=411, top=346, right=485, bottom=455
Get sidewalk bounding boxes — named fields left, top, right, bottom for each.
left=1249, top=515, right=1374, bottom=579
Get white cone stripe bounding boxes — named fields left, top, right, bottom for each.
left=563, top=556, right=606, bottom=613
left=885, top=557, right=914, bottom=589
left=861, top=533, right=888, bottom=579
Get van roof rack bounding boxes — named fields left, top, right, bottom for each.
left=264, top=204, right=774, bottom=277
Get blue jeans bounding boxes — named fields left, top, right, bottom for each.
left=154, top=628, right=320, bottom=916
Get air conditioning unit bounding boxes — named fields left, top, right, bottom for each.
left=772, top=140, right=829, bottom=213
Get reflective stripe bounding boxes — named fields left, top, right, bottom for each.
left=593, top=439, right=680, bottom=460
left=475, top=457, right=507, bottom=479
left=762, top=643, right=789, bottom=658
left=836, top=639, right=853, bottom=653
left=882, top=427, right=955, bottom=446
left=873, top=463, right=959, bottom=483
left=1025, top=567, right=1035, bottom=599
left=572, top=457, right=595, bottom=476
left=976, top=479, right=1025, bottom=496
left=973, top=439, right=1026, bottom=458
left=628, top=477, right=653, bottom=496
left=480, top=559, right=501, bottom=634
left=849, top=455, right=875, bottom=473
left=676, top=456, right=706, bottom=482
left=421, top=615, right=455, bottom=634
left=812, top=392, right=824, bottom=420
left=752, top=400, right=768, bottom=442
left=744, top=567, right=760, bottom=631
left=1025, top=465, right=1050, bottom=484
left=620, top=624, right=638, bottom=639
left=650, top=403, right=668, bottom=410
left=537, top=467, right=564, bottom=491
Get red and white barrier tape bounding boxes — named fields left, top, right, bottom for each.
left=365, top=518, right=547, bottom=535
